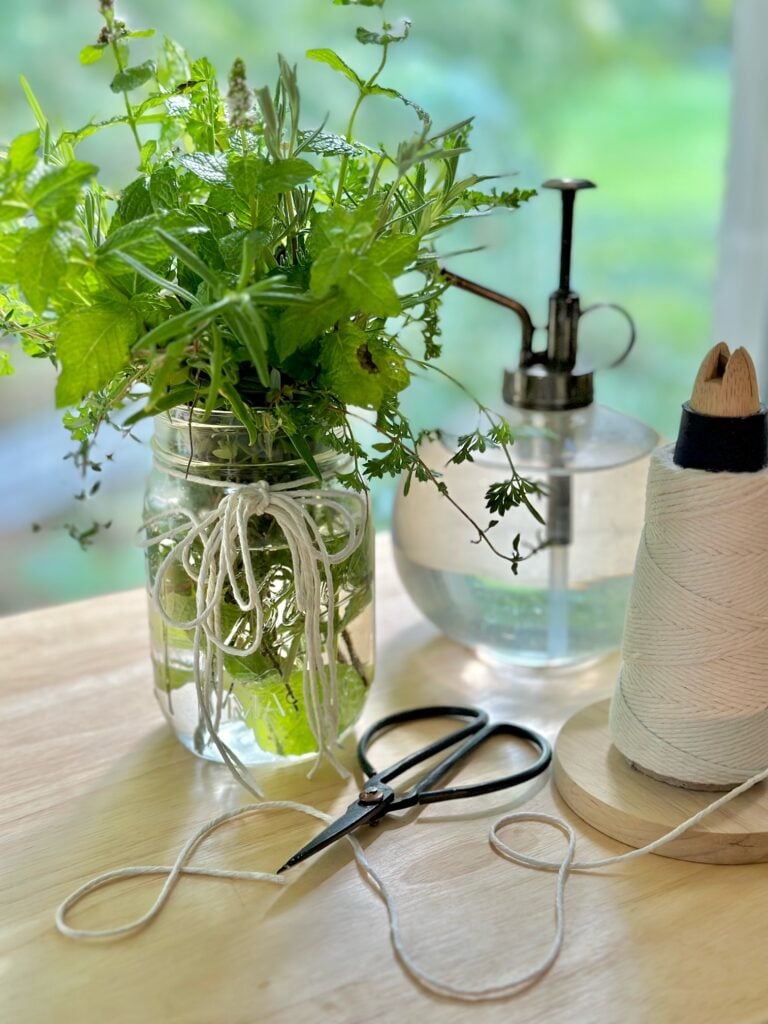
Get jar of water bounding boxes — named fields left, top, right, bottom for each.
left=393, top=179, right=659, bottom=667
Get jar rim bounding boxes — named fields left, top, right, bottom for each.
left=162, top=406, right=262, bottom=429
left=152, top=405, right=346, bottom=476
left=150, top=437, right=345, bottom=472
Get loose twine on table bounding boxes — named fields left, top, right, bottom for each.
left=140, top=473, right=367, bottom=795
left=56, top=448, right=768, bottom=1001
left=55, top=766, right=768, bottom=1000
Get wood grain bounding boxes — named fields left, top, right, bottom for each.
left=2, top=535, right=768, bottom=1024
left=690, top=342, right=761, bottom=416
left=554, top=699, right=768, bottom=864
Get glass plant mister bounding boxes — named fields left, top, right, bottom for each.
left=393, top=179, right=659, bottom=667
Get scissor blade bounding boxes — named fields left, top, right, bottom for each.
left=276, top=799, right=384, bottom=874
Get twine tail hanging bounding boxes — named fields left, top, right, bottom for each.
left=141, top=479, right=366, bottom=796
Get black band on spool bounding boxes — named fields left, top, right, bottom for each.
left=673, top=402, right=768, bottom=472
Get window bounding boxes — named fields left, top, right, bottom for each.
left=0, top=0, right=732, bottom=612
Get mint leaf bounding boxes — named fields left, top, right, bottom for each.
left=28, top=161, right=97, bottom=221
left=193, top=230, right=225, bottom=273
left=165, top=94, right=192, bottom=117
left=232, top=663, right=365, bottom=756
left=310, top=247, right=353, bottom=300
left=259, top=158, right=316, bottom=192
left=231, top=671, right=316, bottom=756
left=0, top=198, right=28, bottom=222
left=55, top=302, right=139, bottom=407
left=367, top=234, right=417, bottom=275
left=110, top=60, right=157, bottom=94
left=206, top=183, right=251, bottom=225
left=16, top=225, right=68, bottom=313
left=306, top=49, right=363, bottom=89
left=7, top=130, right=40, bottom=176
left=329, top=197, right=381, bottom=237
left=229, top=156, right=315, bottom=201
left=0, top=350, right=13, bottom=376
left=79, top=44, right=106, bottom=65
left=178, top=152, right=228, bottom=184
left=228, top=156, right=265, bottom=200
left=98, top=213, right=197, bottom=278
left=274, top=293, right=347, bottom=360
left=297, top=130, right=361, bottom=157
left=344, top=257, right=401, bottom=316
left=100, top=213, right=168, bottom=255
left=0, top=232, right=25, bottom=283
left=115, top=176, right=153, bottom=224
left=188, top=204, right=232, bottom=239
left=149, top=165, right=179, bottom=212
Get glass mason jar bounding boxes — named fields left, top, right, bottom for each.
left=143, top=408, right=374, bottom=765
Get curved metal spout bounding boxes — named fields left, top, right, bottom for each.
left=439, top=267, right=536, bottom=359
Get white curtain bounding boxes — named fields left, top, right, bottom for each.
left=714, top=0, right=768, bottom=393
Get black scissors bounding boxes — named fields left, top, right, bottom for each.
left=277, top=705, right=551, bottom=873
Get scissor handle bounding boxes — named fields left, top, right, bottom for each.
left=357, top=705, right=486, bottom=780
left=357, top=705, right=551, bottom=810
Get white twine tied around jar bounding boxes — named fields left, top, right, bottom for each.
left=140, top=474, right=367, bottom=797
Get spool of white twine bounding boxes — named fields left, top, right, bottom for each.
left=610, top=443, right=768, bottom=788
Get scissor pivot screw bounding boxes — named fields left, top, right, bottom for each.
left=359, top=786, right=385, bottom=804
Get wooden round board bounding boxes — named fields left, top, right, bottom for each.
left=554, top=699, right=768, bottom=864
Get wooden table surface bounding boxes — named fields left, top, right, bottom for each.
left=2, top=535, right=767, bottom=1024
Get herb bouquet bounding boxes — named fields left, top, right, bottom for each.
left=0, top=0, right=536, bottom=791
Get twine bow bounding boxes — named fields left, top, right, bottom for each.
left=141, top=478, right=367, bottom=796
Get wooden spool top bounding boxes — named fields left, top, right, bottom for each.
left=674, top=342, right=767, bottom=472
left=690, top=342, right=760, bottom=417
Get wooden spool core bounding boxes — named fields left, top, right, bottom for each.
left=690, top=342, right=760, bottom=417
left=554, top=700, right=768, bottom=864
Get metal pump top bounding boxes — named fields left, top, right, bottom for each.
left=441, top=178, right=636, bottom=412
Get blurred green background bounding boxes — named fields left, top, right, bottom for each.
left=0, top=0, right=732, bottom=613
